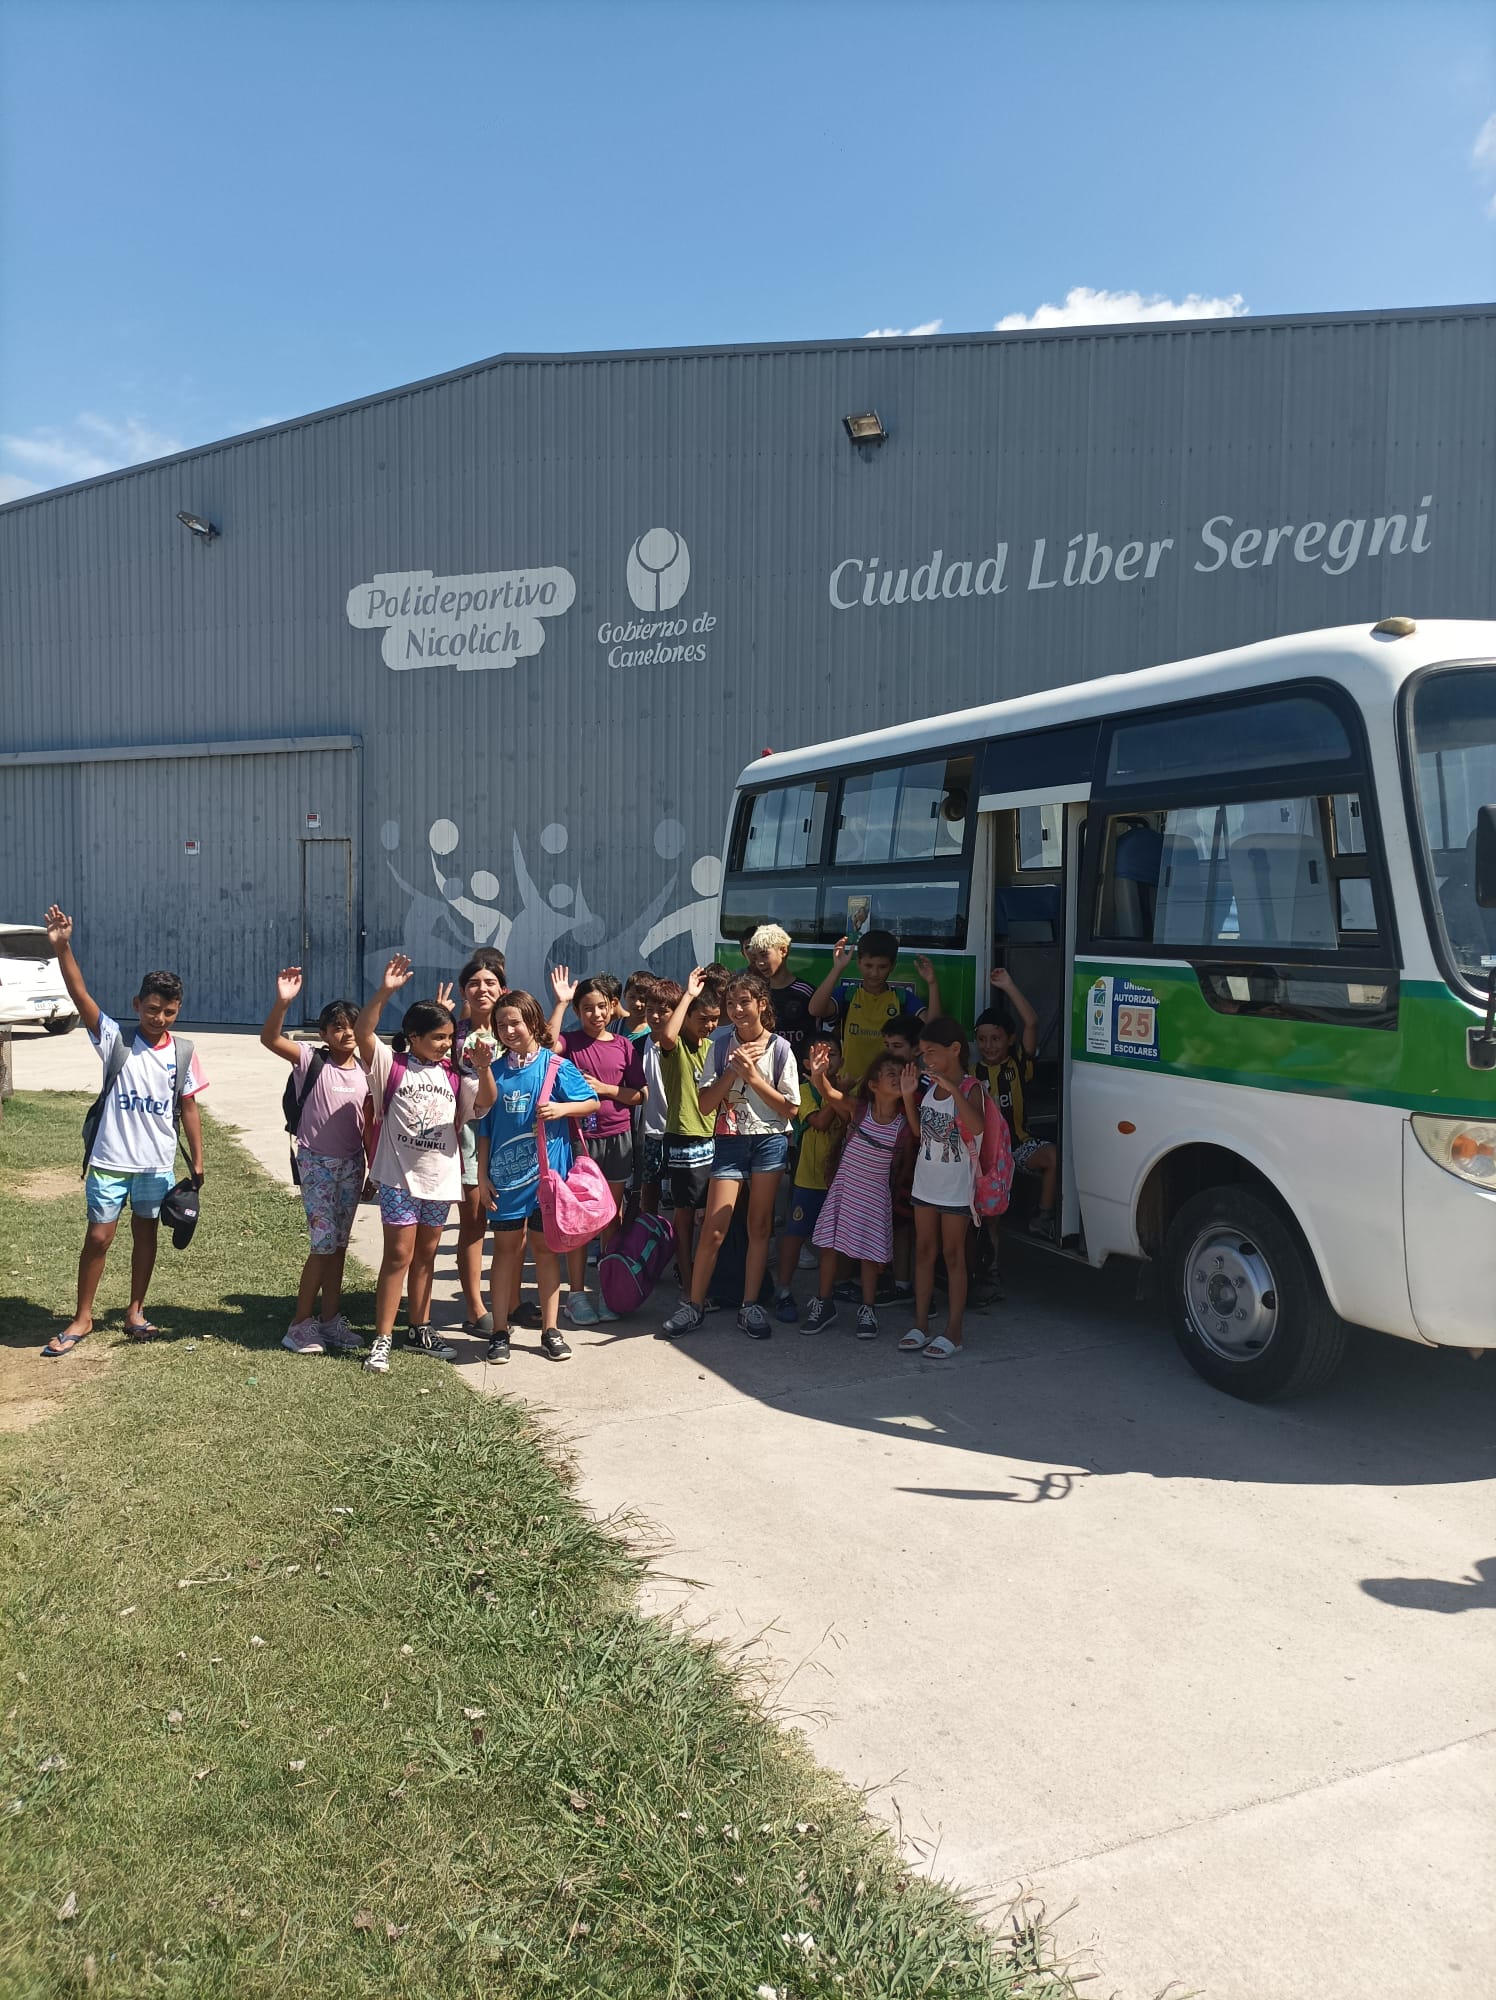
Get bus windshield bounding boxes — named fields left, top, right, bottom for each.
left=1409, top=664, right=1496, bottom=992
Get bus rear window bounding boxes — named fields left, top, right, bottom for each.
left=1409, top=664, right=1496, bottom=992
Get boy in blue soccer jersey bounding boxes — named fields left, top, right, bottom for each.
left=40, top=906, right=207, bottom=1355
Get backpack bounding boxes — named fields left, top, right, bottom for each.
left=282, top=1047, right=330, bottom=1186
left=960, top=1076, right=1014, bottom=1218
left=598, top=1211, right=676, bottom=1314
left=81, top=1031, right=196, bottom=1178
left=381, top=1051, right=464, bottom=1115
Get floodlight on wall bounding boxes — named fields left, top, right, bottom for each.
left=843, top=411, right=888, bottom=445
left=176, top=510, right=218, bottom=541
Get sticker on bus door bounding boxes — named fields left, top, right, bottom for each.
left=1086, top=975, right=1160, bottom=1060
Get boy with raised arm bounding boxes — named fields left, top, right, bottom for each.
left=807, top=928, right=943, bottom=1083
left=40, top=905, right=207, bottom=1356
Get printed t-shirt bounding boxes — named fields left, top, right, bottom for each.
left=293, top=1044, right=370, bottom=1160
left=793, top=1082, right=837, bottom=1192
left=561, top=1028, right=646, bottom=1138
left=912, top=1080, right=975, bottom=1208
left=983, top=1052, right=1034, bottom=1146
left=87, top=1014, right=208, bottom=1175
left=699, top=1031, right=799, bottom=1137
left=832, top=981, right=921, bottom=1081
left=640, top=1039, right=668, bottom=1139
left=367, top=1042, right=478, bottom=1203
left=477, top=1049, right=595, bottom=1222
left=662, top=1034, right=714, bottom=1139
left=768, top=978, right=817, bottom=1064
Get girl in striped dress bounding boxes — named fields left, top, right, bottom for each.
left=805, top=1052, right=910, bottom=1340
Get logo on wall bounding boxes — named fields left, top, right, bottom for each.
left=347, top=565, right=576, bottom=672
left=598, top=525, right=718, bottom=672
left=626, top=527, right=691, bottom=611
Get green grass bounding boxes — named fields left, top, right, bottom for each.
left=0, top=1094, right=1078, bottom=1999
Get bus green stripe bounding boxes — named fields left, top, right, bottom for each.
left=1072, top=966, right=1495, bottom=1117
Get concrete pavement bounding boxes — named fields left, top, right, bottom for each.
left=12, top=1024, right=1496, bottom=2000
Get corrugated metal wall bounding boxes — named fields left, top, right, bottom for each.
left=1, top=308, right=1492, bottom=1020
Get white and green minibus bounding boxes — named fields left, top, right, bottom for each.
left=718, top=619, right=1496, bottom=1399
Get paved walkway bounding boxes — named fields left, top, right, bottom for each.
left=13, top=1025, right=1496, bottom=2000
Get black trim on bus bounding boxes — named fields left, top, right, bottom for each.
left=978, top=720, right=1101, bottom=798
left=1396, top=659, right=1496, bottom=1010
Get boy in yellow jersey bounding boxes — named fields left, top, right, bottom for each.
left=976, top=968, right=1058, bottom=1238
left=808, top=929, right=943, bottom=1082
left=772, top=1028, right=842, bottom=1323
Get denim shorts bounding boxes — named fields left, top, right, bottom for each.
left=377, top=1183, right=453, bottom=1229
left=710, top=1132, right=789, bottom=1182
left=85, top=1168, right=174, bottom=1223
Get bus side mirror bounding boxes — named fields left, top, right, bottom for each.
left=1475, top=805, right=1496, bottom=909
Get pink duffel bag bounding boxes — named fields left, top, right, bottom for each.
left=535, top=1055, right=618, bottom=1254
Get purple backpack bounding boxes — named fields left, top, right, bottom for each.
left=598, top=1212, right=676, bottom=1315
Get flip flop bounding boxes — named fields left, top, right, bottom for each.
left=42, top=1328, right=90, bottom=1358
left=123, top=1317, right=161, bottom=1342
left=898, top=1328, right=928, bottom=1352
left=921, top=1334, right=960, bottom=1359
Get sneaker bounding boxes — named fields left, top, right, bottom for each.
left=874, top=1277, right=898, bottom=1305
left=803, top=1296, right=838, bottom=1334
left=739, top=1303, right=772, bottom=1339
left=1028, top=1210, right=1058, bottom=1242
left=541, top=1328, right=572, bottom=1360
left=486, top=1330, right=511, bottom=1365
left=892, top=1280, right=914, bottom=1300
left=797, top=1243, right=819, bottom=1271
left=563, top=1293, right=601, bottom=1327
left=660, top=1300, right=706, bottom=1337
left=282, top=1318, right=325, bottom=1355
left=774, top=1289, right=800, bottom=1325
left=363, top=1334, right=393, bottom=1375
left=463, top=1311, right=495, bottom=1339
left=318, top=1314, right=361, bottom=1350
left=855, top=1304, right=879, bottom=1340
left=514, top=1301, right=543, bottom=1329
left=593, top=1293, right=620, bottom=1323
left=406, top=1323, right=458, bottom=1361
left=832, top=1279, right=861, bottom=1303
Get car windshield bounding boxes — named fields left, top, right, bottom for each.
left=0, top=930, right=55, bottom=963
left=1409, top=665, right=1496, bottom=992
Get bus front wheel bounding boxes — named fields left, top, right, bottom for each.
left=1162, top=1188, right=1346, bottom=1400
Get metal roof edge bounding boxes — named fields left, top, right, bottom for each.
left=2, top=300, right=1492, bottom=517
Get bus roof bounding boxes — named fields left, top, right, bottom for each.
left=737, top=620, right=1496, bottom=789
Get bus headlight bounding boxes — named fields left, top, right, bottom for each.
left=1411, top=1114, right=1496, bottom=1186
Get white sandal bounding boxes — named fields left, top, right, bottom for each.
left=921, top=1334, right=960, bottom=1358
left=898, top=1328, right=928, bottom=1352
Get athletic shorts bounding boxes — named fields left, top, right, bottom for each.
left=784, top=1186, right=828, bottom=1238
left=711, top=1132, right=789, bottom=1182
left=492, top=1207, right=545, bottom=1235
left=298, top=1149, right=364, bottom=1253
left=665, top=1133, right=714, bottom=1212
left=1012, top=1137, right=1045, bottom=1170
left=638, top=1134, right=665, bottom=1189
left=85, top=1167, right=173, bottom=1224
left=377, top=1183, right=452, bottom=1229
left=586, top=1131, right=634, bottom=1186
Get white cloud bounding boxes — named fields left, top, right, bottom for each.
left=995, top=286, right=1247, bottom=331
left=0, top=412, right=183, bottom=495
left=1473, top=111, right=1496, bottom=216
left=863, top=318, right=945, bottom=338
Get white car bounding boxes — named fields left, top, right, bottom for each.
left=0, top=925, right=77, bottom=1033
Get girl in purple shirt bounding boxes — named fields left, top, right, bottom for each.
left=547, top=966, right=647, bottom=1325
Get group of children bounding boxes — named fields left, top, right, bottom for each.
left=40, top=906, right=1056, bottom=1373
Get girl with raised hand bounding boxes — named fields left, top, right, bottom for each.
left=260, top=965, right=370, bottom=1356
left=448, top=947, right=507, bottom=1338
left=546, top=965, right=646, bottom=1326
left=898, top=1017, right=987, bottom=1359
left=661, top=971, right=798, bottom=1341
left=475, top=988, right=600, bottom=1365
left=355, top=954, right=495, bottom=1377
left=804, top=1050, right=911, bottom=1341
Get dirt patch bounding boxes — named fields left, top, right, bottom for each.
left=12, top=1168, right=82, bottom=1203
left=0, top=1335, right=113, bottom=1433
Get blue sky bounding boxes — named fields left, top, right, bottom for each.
left=1, top=0, right=1492, bottom=501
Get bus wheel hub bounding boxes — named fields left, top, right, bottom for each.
left=1185, top=1229, right=1278, bottom=1360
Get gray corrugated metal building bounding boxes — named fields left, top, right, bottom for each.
left=2, top=304, right=1492, bottom=1023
